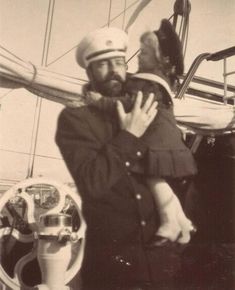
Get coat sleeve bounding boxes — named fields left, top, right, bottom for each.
left=55, top=108, right=148, bottom=199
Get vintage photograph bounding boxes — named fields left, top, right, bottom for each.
left=0, top=1, right=235, bottom=289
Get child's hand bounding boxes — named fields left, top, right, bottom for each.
left=117, top=91, right=158, bottom=137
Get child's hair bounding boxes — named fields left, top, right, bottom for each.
left=140, top=31, right=160, bottom=58
left=140, top=19, right=184, bottom=89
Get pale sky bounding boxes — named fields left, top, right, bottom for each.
left=0, top=0, right=235, bottom=184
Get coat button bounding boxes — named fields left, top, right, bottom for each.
left=136, top=194, right=142, bottom=200
left=136, top=151, right=142, bottom=157
left=125, top=161, right=130, bottom=167
left=181, top=179, right=187, bottom=184
left=140, top=220, right=146, bottom=227
left=114, top=255, right=132, bottom=267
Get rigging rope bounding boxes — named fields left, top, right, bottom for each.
left=183, top=2, right=190, bottom=58
left=0, top=52, right=29, bottom=71
left=0, top=45, right=26, bottom=63
left=183, top=17, right=189, bottom=58
left=45, top=0, right=55, bottom=66
left=126, top=49, right=140, bottom=64
left=47, top=0, right=140, bottom=67
left=47, top=45, right=78, bottom=67
left=107, top=0, right=112, bottom=27
left=26, top=0, right=55, bottom=178
left=0, top=89, right=14, bottom=102
left=168, top=14, right=174, bottom=21
left=26, top=97, right=43, bottom=178
left=122, top=0, right=127, bottom=30
left=41, top=0, right=55, bottom=67
left=0, top=148, right=62, bottom=160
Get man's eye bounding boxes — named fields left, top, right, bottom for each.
left=115, top=60, right=125, bottom=66
left=97, top=62, right=108, bottom=68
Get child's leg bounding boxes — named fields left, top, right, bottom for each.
left=147, top=177, right=194, bottom=243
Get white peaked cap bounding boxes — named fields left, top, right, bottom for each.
left=75, top=27, right=128, bottom=68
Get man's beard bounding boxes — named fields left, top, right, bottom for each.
left=93, top=73, right=125, bottom=97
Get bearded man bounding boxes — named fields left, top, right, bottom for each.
left=56, top=27, right=185, bottom=290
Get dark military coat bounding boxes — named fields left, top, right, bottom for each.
left=56, top=105, right=182, bottom=290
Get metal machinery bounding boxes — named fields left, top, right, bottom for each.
left=0, top=178, right=86, bottom=290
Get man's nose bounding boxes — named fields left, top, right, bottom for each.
left=109, top=62, right=119, bottom=73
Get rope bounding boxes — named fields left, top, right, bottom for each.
left=0, top=52, right=29, bottom=71
left=103, top=0, right=140, bottom=28
left=47, top=45, right=78, bottom=67
left=0, top=44, right=25, bottom=63
left=168, top=13, right=174, bottom=21
left=183, top=17, right=189, bottom=58
left=26, top=0, right=55, bottom=178
left=47, top=0, right=140, bottom=67
left=180, top=0, right=188, bottom=47
left=41, top=0, right=52, bottom=66
left=178, top=15, right=183, bottom=39
left=0, top=178, right=19, bottom=183
left=0, top=89, right=14, bottom=102
left=0, top=147, right=62, bottom=160
left=26, top=97, right=42, bottom=178
left=126, top=48, right=140, bottom=64
left=107, top=0, right=112, bottom=27
left=122, top=0, right=127, bottom=30
left=184, top=1, right=190, bottom=57
left=45, top=0, right=55, bottom=66
left=41, top=0, right=55, bottom=66
left=38, top=67, right=87, bottom=83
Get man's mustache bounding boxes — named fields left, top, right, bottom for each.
left=104, top=73, right=124, bottom=83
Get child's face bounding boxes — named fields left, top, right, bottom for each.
left=138, top=43, right=159, bottom=72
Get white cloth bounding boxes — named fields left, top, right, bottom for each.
left=174, top=95, right=235, bottom=134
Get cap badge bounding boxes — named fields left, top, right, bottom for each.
left=106, top=40, right=113, bottom=46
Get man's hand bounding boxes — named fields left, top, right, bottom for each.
left=117, top=91, right=158, bottom=137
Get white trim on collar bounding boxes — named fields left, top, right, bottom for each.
left=132, top=73, right=174, bottom=99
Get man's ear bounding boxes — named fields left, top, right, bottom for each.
left=86, top=65, right=93, bottom=81
left=86, top=66, right=96, bottom=88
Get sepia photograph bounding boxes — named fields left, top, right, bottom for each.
left=0, top=1, right=235, bottom=289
